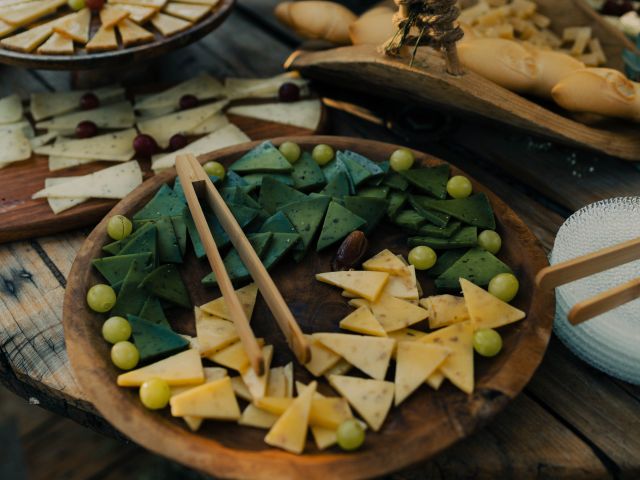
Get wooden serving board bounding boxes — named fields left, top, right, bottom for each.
left=287, top=0, right=640, bottom=161
left=63, top=136, right=554, bottom=479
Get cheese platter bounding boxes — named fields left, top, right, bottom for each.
left=64, top=136, right=554, bottom=479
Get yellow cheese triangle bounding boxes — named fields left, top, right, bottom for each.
left=170, top=376, right=241, bottom=419
left=164, top=1, right=210, bottom=22
left=283, top=362, right=293, bottom=397
left=266, top=365, right=288, bottom=397
left=369, top=293, right=429, bottom=332
left=363, top=249, right=410, bottom=275
left=323, top=358, right=352, bottom=378
left=348, top=298, right=369, bottom=309
left=169, top=367, right=227, bottom=431
left=303, top=334, right=341, bottom=377
left=420, top=321, right=474, bottom=394
left=421, top=294, right=470, bottom=329
left=257, top=396, right=352, bottom=430
left=100, top=4, right=129, bottom=27
left=117, top=17, right=154, bottom=46
left=240, top=344, right=273, bottom=399
left=339, top=305, right=387, bottom=337
left=383, top=265, right=419, bottom=300
left=0, top=21, right=52, bottom=52
left=426, top=370, right=445, bottom=390
left=150, top=11, right=190, bottom=36
left=0, top=0, right=65, bottom=27
left=194, top=307, right=238, bottom=355
left=53, top=8, right=91, bottom=43
left=37, top=31, right=73, bottom=54
left=117, top=349, right=204, bottom=387
left=310, top=426, right=337, bottom=450
left=200, top=283, right=258, bottom=321
left=0, top=19, right=17, bottom=38
left=208, top=338, right=264, bottom=371
left=394, top=342, right=450, bottom=406
left=328, top=375, right=393, bottom=432
left=115, top=3, right=156, bottom=22
left=316, top=270, right=389, bottom=301
left=255, top=396, right=292, bottom=415
left=313, top=333, right=394, bottom=380
left=230, top=375, right=253, bottom=401
left=460, top=278, right=526, bottom=330
left=387, top=328, right=427, bottom=359
left=264, top=381, right=316, bottom=454
left=86, top=25, right=118, bottom=52
left=239, top=404, right=279, bottom=429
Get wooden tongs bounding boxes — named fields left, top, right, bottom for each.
left=175, top=154, right=310, bottom=375
left=536, top=237, right=640, bottom=325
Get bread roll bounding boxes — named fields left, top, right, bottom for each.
left=551, top=68, right=640, bottom=122
left=528, top=49, right=585, bottom=98
left=349, top=6, right=396, bottom=45
left=274, top=1, right=356, bottom=45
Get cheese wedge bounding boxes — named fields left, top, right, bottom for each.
left=266, top=366, right=288, bottom=397
left=240, top=344, right=273, bottom=399
left=37, top=102, right=135, bottom=130
left=303, top=334, right=341, bottom=377
left=137, top=99, right=227, bottom=148
left=264, top=381, right=316, bottom=454
left=194, top=307, right=238, bottom=355
left=200, top=283, right=258, bottom=321
left=35, top=128, right=137, bottom=161
left=426, top=371, right=445, bottom=390
left=113, top=3, right=156, bottom=23
left=31, top=86, right=124, bottom=121
left=315, top=270, right=389, bottom=301
left=363, top=249, right=410, bottom=275
left=0, top=119, right=32, bottom=137
left=100, top=4, right=129, bottom=27
left=0, top=94, right=22, bottom=124
left=37, top=31, right=73, bottom=54
left=339, top=305, right=387, bottom=337
left=369, top=293, right=428, bottom=332
left=151, top=123, right=249, bottom=171
left=186, top=112, right=228, bottom=135
left=420, top=321, right=474, bottom=394
left=0, top=0, right=65, bottom=27
left=239, top=404, right=279, bottom=429
left=86, top=25, right=118, bottom=52
left=170, top=376, right=240, bottom=419
left=328, top=375, right=393, bottom=432
left=323, top=358, right=352, bottom=377
left=48, top=155, right=96, bottom=171
left=283, top=362, right=293, bottom=397
left=0, top=128, right=30, bottom=165
left=460, top=278, right=526, bottom=330
left=150, top=11, right=191, bottom=36
left=313, top=333, right=394, bottom=380
left=178, top=0, right=218, bottom=6
left=223, top=73, right=308, bottom=100
left=32, top=161, right=142, bottom=199
left=117, top=349, right=204, bottom=387
left=394, top=342, right=449, bottom=406
left=208, top=338, right=265, bottom=371
left=384, top=265, right=419, bottom=300
left=0, top=19, right=16, bottom=38
left=163, top=2, right=210, bottom=22
left=387, top=327, right=427, bottom=359
left=53, top=8, right=90, bottom=43
left=117, top=18, right=154, bottom=47
left=257, top=396, right=352, bottom=430
left=135, top=72, right=224, bottom=110
left=228, top=99, right=322, bottom=131
left=420, top=295, right=470, bottom=329
left=169, top=367, right=227, bottom=431
left=0, top=21, right=53, bottom=52
left=230, top=375, right=253, bottom=401
left=44, top=177, right=87, bottom=214
left=110, top=0, right=166, bottom=8
left=30, top=131, right=57, bottom=149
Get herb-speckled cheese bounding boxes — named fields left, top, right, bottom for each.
left=35, top=128, right=136, bottom=161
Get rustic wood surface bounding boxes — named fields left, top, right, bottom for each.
left=1, top=1, right=640, bottom=478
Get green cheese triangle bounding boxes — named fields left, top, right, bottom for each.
left=400, top=165, right=450, bottom=199
left=103, top=221, right=149, bottom=256
left=408, top=195, right=450, bottom=227
left=290, top=152, right=325, bottom=191
left=342, top=155, right=373, bottom=186
left=173, top=174, right=218, bottom=203
left=242, top=173, right=294, bottom=188
left=394, top=210, right=428, bottom=231
left=417, top=221, right=461, bottom=238
left=387, top=191, right=408, bottom=219
left=140, top=264, right=192, bottom=308
left=408, top=226, right=477, bottom=249
left=427, top=249, right=466, bottom=278
left=383, top=171, right=409, bottom=191
left=119, top=223, right=157, bottom=260
left=343, top=196, right=388, bottom=235
left=221, top=187, right=261, bottom=210
left=229, top=141, right=292, bottom=173
left=322, top=157, right=354, bottom=194
left=259, top=176, right=307, bottom=215
left=111, top=257, right=155, bottom=317
left=435, top=247, right=512, bottom=289
left=92, top=252, right=153, bottom=286
left=262, top=232, right=300, bottom=269
left=139, top=296, right=170, bottom=328
left=259, top=211, right=297, bottom=235
left=134, top=184, right=186, bottom=221
left=320, top=171, right=350, bottom=198
left=281, top=196, right=330, bottom=255
left=128, top=314, right=189, bottom=363
left=155, top=216, right=183, bottom=264
left=338, top=150, right=384, bottom=178
left=316, top=201, right=367, bottom=251
left=357, top=186, right=389, bottom=199
left=410, top=193, right=495, bottom=230
left=170, top=215, right=188, bottom=256
left=221, top=170, right=250, bottom=188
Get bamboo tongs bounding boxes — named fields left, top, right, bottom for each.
left=536, top=237, right=640, bottom=325
left=175, top=154, right=311, bottom=375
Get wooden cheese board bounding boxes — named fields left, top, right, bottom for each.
left=286, top=0, right=640, bottom=161
left=63, top=136, right=554, bottom=479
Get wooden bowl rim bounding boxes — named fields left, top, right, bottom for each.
left=64, top=135, right=554, bottom=479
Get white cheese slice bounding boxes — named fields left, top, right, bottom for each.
left=151, top=123, right=249, bottom=172
left=35, top=128, right=136, bottom=161
left=135, top=72, right=225, bottom=111
left=48, top=155, right=96, bottom=171
left=32, top=160, right=142, bottom=199
left=223, top=73, right=309, bottom=100
left=227, top=99, right=321, bottom=131
left=0, top=93, right=22, bottom=124
left=0, top=128, right=30, bottom=166
left=29, top=131, right=57, bottom=149
left=30, top=86, right=124, bottom=121
left=44, top=177, right=88, bottom=214
left=186, top=112, right=229, bottom=135
left=36, top=101, right=135, bottom=130
left=0, top=120, right=34, bottom=138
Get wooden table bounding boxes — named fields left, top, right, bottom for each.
left=2, top=3, right=640, bottom=478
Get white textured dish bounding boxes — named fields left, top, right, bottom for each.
left=551, top=197, right=640, bottom=384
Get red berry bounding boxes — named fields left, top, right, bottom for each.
left=76, top=120, right=98, bottom=138
left=179, top=94, right=198, bottom=110
left=169, top=133, right=188, bottom=151
left=278, top=82, right=300, bottom=102
left=85, top=0, right=104, bottom=10
left=133, top=134, right=158, bottom=157
left=80, top=92, right=99, bottom=110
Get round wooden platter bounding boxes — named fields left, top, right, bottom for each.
left=0, top=0, right=234, bottom=70
left=64, top=136, right=554, bottom=479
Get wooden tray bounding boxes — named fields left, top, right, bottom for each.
left=63, top=136, right=554, bottom=480
left=0, top=0, right=234, bottom=70
left=286, top=0, right=640, bottom=161
left=0, top=107, right=326, bottom=244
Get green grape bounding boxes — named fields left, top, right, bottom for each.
left=473, top=328, right=503, bottom=357
left=87, top=284, right=116, bottom=313
left=446, top=175, right=472, bottom=199
left=488, top=273, right=519, bottom=302
left=478, top=230, right=502, bottom=254
left=107, top=214, right=133, bottom=241
left=102, top=316, right=132, bottom=344
left=311, top=144, right=334, bottom=166
left=203, top=161, right=226, bottom=180
left=139, top=378, right=171, bottom=410
left=67, top=0, right=85, bottom=10
left=279, top=141, right=301, bottom=164
left=111, top=341, right=139, bottom=370
left=389, top=148, right=415, bottom=172
left=408, top=246, right=437, bottom=270
left=337, top=419, right=365, bottom=451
